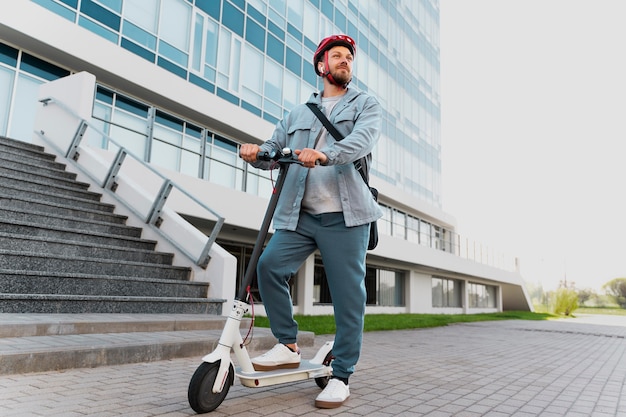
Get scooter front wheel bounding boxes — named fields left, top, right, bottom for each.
left=188, top=361, right=234, bottom=413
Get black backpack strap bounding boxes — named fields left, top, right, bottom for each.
left=306, top=102, right=369, bottom=185
left=306, top=102, right=344, bottom=141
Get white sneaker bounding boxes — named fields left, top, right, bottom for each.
left=251, top=343, right=301, bottom=371
left=315, top=378, right=350, bottom=409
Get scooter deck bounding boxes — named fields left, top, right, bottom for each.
left=235, top=360, right=331, bottom=388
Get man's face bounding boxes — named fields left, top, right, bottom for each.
left=321, top=45, right=353, bottom=85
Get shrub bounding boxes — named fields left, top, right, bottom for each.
left=553, top=288, right=579, bottom=316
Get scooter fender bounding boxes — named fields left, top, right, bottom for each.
left=201, top=347, right=233, bottom=394
left=309, top=340, right=334, bottom=365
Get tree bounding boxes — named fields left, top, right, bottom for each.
left=603, top=278, right=626, bottom=308
left=577, top=288, right=596, bottom=306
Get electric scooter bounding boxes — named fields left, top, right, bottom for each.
left=187, top=148, right=335, bottom=414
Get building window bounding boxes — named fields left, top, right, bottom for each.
left=218, top=241, right=296, bottom=304
left=468, top=282, right=497, bottom=308
left=432, top=277, right=462, bottom=308
left=374, top=269, right=405, bottom=307
left=0, top=43, right=69, bottom=141
left=314, top=261, right=405, bottom=307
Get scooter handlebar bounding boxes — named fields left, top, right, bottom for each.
left=257, top=148, right=297, bottom=162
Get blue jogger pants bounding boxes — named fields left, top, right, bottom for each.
left=256, top=211, right=369, bottom=379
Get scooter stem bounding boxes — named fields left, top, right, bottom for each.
left=201, top=300, right=254, bottom=393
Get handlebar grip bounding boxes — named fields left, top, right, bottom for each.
left=256, top=150, right=273, bottom=161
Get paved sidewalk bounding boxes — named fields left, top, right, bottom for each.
left=1, top=315, right=625, bottom=416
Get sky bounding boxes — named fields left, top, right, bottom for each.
left=438, top=0, right=626, bottom=292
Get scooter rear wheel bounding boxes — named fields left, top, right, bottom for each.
left=188, top=361, right=234, bottom=413
left=314, top=349, right=335, bottom=389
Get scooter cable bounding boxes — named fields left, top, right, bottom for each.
left=241, top=285, right=255, bottom=347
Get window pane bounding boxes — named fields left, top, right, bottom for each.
left=282, top=71, right=299, bottom=110
left=432, top=278, right=443, bottom=307
left=89, top=102, right=112, bottom=148
left=159, top=0, right=191, bottom=51
left=287, top=0, right=303, bottom=31
left=264, top=58, right=282, bottom=104
left=230, top=38, right=241, bottom=92
left=191, top=13, right=203, bottom=71
left=151, top=139, right=180, bottom=171
left=0, top=66, right=15, bottom=137
left=217, top=28, right=231, bottom=76
left=208, top=159, right=237, bottom=188
left=181, top=149, right=200, bottom=177
left=420, top=220, right=430, bottom=246
left=110, top=111, right=148, bottom=158
left=153, top=124, right=182, bottom=146
left=204, top=19, right=219, bottom=68
left=158, top=40, right=188, bottom=67
left=222, top=0, right=244, bottom=36
left=392, top=209, right=406, bottom=238
left=9, top=74, right=43, bottom=142
left=123, top=0, right=159, bottom=32
left=378, top=270, right=403, bottom=306
left=245, top=17, right=265, bottom=51
left=302, top=1, right=318, bottom=41
left=122, top=20, right=157, bottom=50
left=241, top=44, right=263, bottom=106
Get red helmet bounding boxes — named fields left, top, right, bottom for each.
left=313, top=34, right=356, bottom=88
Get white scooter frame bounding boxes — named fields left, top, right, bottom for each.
left=187, top=149, right=335, bottom=414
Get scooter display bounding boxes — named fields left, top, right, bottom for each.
left=187, top=148, right=334, bottom=414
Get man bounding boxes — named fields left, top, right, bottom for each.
left=239, top=34, right=382, bottom=409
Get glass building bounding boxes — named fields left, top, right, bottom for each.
left=0, top=0, right=531, bottom=313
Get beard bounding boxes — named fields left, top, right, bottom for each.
left=330, top=67, right=352, bottom=85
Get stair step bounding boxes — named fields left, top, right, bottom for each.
left=0, top=153, right=78, bottom=181
left=0, top=183, right=117, bottom=212
left=0, top=294, right=223, bottom=314
left=0, top=136, right=55, bottom=160
left=0, top=193, right=128, bottom=224
left=0, top=220, right=157, bottom=250
left=0, top=233, right=172, bottom=263
left=0, top=172, right=100, bottom=201
left=0, top=145, right=69, bottom=171
left=0, top=164, right=90, bottom=189
left=0, top=251, right=191, bottom=280
left=0, top=206, right=143, bottom=238
left=0, top=313, right=315, bottom=375
left=0, top=313, right=233, bottom=337
left=0, top=269, right=206, bottom=298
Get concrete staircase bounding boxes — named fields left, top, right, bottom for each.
left=0, top=136, right=314, bottom=374
left=0, top=135, right=223, bottom=314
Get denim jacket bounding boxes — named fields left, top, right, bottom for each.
left=252, top=87, right=383, bottom=230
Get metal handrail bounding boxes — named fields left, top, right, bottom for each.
left=38, top=96, right=225, bottom=268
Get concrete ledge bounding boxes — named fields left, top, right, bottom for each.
left=0, top=314, right=315, bottom=374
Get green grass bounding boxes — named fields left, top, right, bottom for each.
left=576, top=307, right=626, bottom=316
left=252, top=311, right=553, bottom=335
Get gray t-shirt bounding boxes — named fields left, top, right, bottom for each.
left=301, top=95, right=343, bottom=214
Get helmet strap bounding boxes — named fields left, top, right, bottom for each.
left=322, top=50, right=349, bottom=89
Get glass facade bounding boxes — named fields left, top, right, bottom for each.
left=30, top=0, right=442, bottom=207
left=1, top=1, right=453, bottom=308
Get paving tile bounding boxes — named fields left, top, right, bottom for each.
left=1, top=316, right=625, bottom=415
